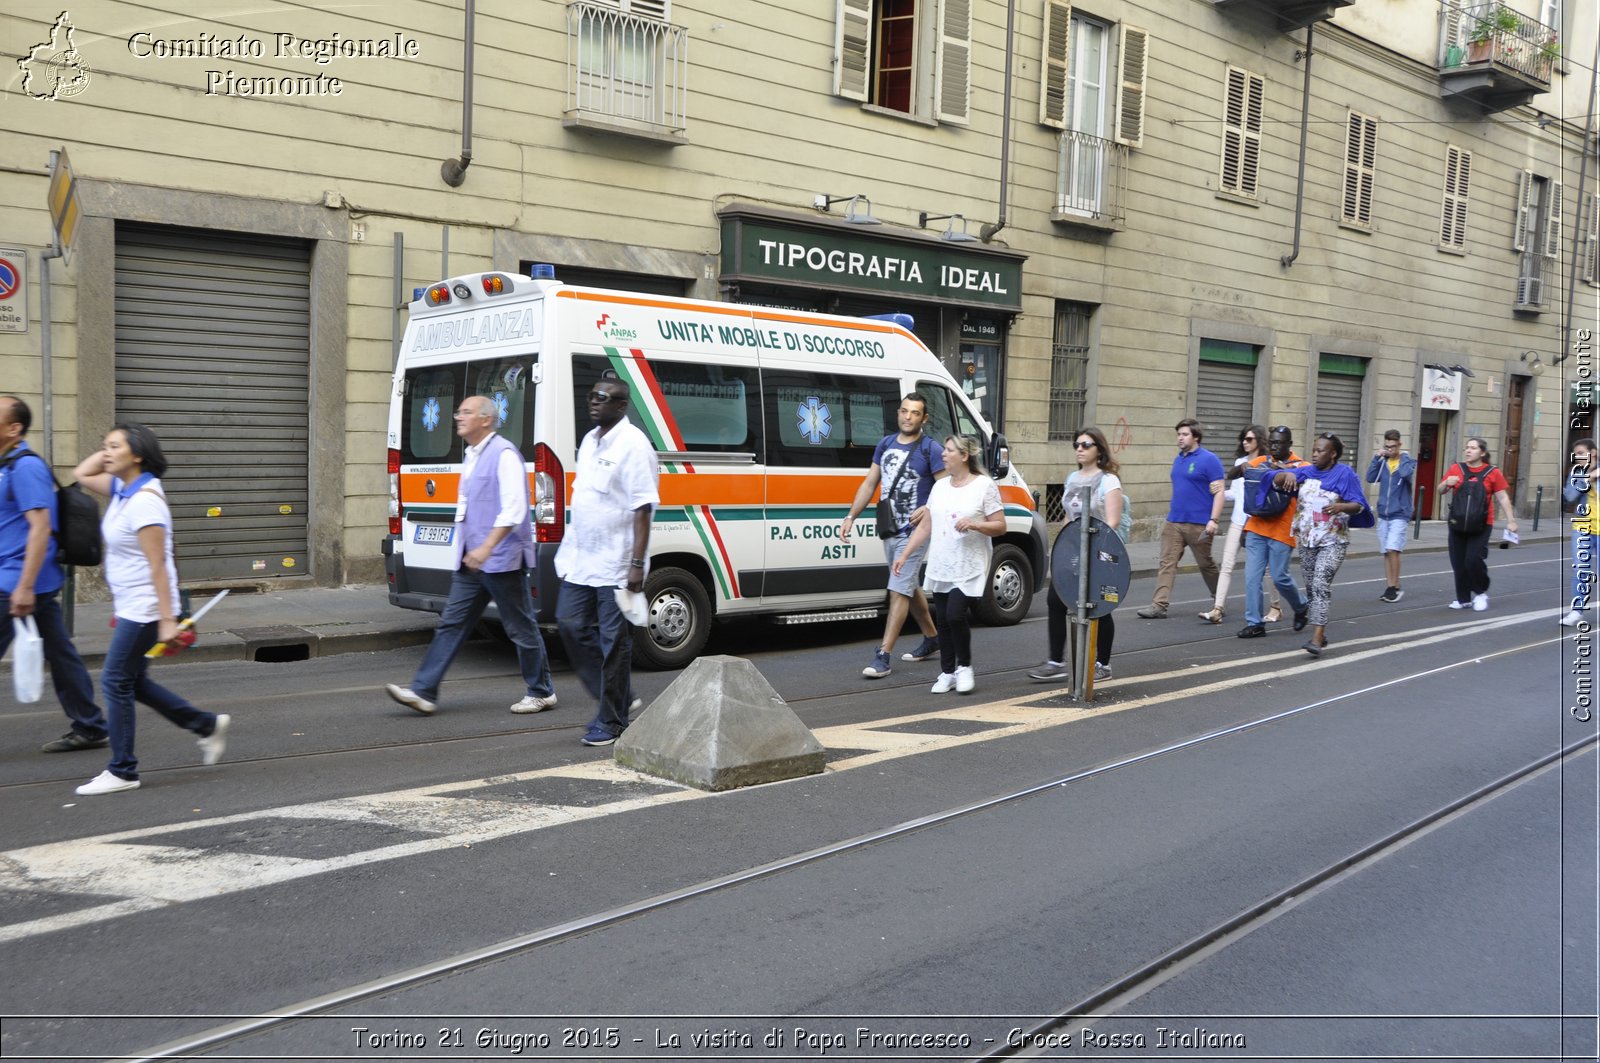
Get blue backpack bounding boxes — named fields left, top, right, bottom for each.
left=1241, top=462, right=1293, bottom=518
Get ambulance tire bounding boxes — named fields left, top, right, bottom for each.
left=974, top=544, right=1034, bottom=626
left=635, top=567, right=712, bottom=671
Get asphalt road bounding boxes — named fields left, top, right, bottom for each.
left=0, top=540, right=1593, bottom=1062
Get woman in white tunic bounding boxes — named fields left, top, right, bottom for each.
left=893, top=435, right=1005, bottom=693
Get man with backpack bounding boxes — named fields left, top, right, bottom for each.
left=0, top=397, right=109, bottom=753
left=1235, top=425, right=1309, bottom=638
left=840, top=392, right=945, bottom=679
left=1439, top=436, right=1518, bottom=611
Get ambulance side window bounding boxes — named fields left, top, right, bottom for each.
left=919, top=384, right=981, bottom=447
left=402, top=366, right=462, bottom=463
left=467, top=357, right=535, bottom=454
left=650, top=360, right=761, bottom=453
left=763, top=371, right=900, bottom=468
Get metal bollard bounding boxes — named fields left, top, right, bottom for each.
left=1533, top=485, right=1542, bottom=531
left=1413, top=485, right=1426, bottom=540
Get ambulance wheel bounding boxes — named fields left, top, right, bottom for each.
left=635, top=567, right=711, bottom=670
left=975, top=544, right=1033, bottom=626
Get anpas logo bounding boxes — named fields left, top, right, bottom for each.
left=594, top=313, right=638, bottom=342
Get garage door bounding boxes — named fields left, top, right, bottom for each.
left=114, top=224, right=311, bottom=581
left=1197, top=339, right=1259, bottom=449
left=1316, top=354, right=1367, bottom=467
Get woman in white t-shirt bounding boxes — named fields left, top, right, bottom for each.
left=892, top=435, right=1005, bottom=694
left=1029, top=426, right=1124, bottom=684
left=69, top=423, right=228, bottom=796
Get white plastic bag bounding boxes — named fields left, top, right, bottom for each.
left=614, top=588, right=649, bottom=627
left=12, top=616, right=43, bottom=704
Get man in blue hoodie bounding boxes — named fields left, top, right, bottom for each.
left=1365, top=429, right=1417, bottom=602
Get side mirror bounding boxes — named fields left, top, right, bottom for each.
left=989, top=433, right=1011, bottom=479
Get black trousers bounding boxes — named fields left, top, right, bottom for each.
left=1046, top=585, right=1115, bottom=667
left=1447, top=525, right=1493, bottom=603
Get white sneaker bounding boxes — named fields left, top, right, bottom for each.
left=1094, top=662, right=1113, bottom=682
left=1472, top=593, right=1489, bottom=612
left=510, top=694, right=558, bottom=714
left=1448, top=600, right=1468, bottom=610
left=386, top=684, right=436, bottom=715
left=76, top=770, right=140, bottom=796
left=1561, top=610, right=1585, bottom=627
left=930, top=672, right=956, bottom=693
left=198, top=714, right=230, bottom=766
left=954, top=665, right=976, bottom=693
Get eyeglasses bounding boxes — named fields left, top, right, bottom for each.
left=1073, top=441, right=1096, bottom=449
left=1242, top=435, right=1257, bottom=443
left=588, top=391, right=623, bottom=404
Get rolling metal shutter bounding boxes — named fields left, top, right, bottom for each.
left=1317, top=354, right=1367, bottom=467
left=1197, top=340, right=1258, bottom=449
left=114, top=224, right=311, bottom=581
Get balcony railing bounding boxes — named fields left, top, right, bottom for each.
left=565, top=1, right=688, bottom=142
left=1515, top=250, right=1550, bottom=310
left=1054, top=130, right=1126, bottom=225
left=1439, top=3, right=1556, bottom=82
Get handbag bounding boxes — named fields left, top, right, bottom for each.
left=12, top=616, right=43, bottom=704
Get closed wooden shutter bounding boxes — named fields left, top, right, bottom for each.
left=1113, top=24, right=1147, bottom=147
left=1220, top=67, right=1263, bottom=197
left=1439, top=145, right=1471, bottom=249
left=834, top=0, right=872, bottom=101
left=114, top=224, right=311, bottom=581
left=1341, top=111, right=1377, bottom=226
left=937, top=0, right=971, bottom=124
left=1039, top=0, right=1072, bottom=128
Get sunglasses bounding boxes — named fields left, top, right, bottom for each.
left=1073, top=440, right=1096, bottom=449
left=588, top=391, right=623, bottom=404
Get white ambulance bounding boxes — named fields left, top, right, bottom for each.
left=384, top=268, right=1047, bottom=669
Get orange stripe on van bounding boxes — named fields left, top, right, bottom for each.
left=399, top=472, right=462, bottom=505
left=1000, top=485, right=1037, bottom=510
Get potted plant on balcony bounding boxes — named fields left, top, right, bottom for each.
left=1466, top=4, right=1523, bottom=63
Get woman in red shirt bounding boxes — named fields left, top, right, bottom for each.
left=1438, top=437, right=1518, bottom=611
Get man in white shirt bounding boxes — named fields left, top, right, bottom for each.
left=555, top=377, right=660, bottom=747
left=386, top=395, right=556, bottom=716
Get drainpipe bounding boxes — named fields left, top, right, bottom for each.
left=440, top=0, right=476, bottom=187
left=979, top=0, right=1017, bottom=241
left=1280, top=22, right=1316, bottom=268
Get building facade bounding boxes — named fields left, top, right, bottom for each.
left=1, top=0, right=1594, bottom=585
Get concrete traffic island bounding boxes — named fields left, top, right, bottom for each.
left=614, top=655, right=825, bottom=791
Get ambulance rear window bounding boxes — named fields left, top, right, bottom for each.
left=403, top=367, right=459, bottom=462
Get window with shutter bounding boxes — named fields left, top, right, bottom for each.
left=1039, top=0, right=1072, bottom=128
left=1219, top=67, right=1263, bottom=198
left=1340, top=111, right=1377, bottom=227
left=1543, top=181, right=1564, bottom=258
left=1438, top=145, right=1471, bottom=250
left=832, top=0, right=969, bottom=124
left=1583, top=193, right=1600, bottom=285
left=1113, top=25, right=1147, bottom=147
left=1512, top=170, right=1534, bottom=252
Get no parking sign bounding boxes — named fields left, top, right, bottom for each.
left=0, top=248, right=26, bottom=333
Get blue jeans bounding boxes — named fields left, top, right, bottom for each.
left=411, top=566, right=554, bottom=705
left=1243, top=532, right=1306, bottom=625
left=556, top=581, right=635, bottom=738
left=1572, top=530, right=1600, bottom=610
left=103, top=617, right=216, bottom=781
left=0, top=589, right=106, bottom=740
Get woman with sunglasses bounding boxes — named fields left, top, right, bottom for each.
left=1199, top=424, right=1279, bottom=625
left=1030, top=427, right=1123, bottom=682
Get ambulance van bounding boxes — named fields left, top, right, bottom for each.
left=384, top=269, right=1047, bottom=669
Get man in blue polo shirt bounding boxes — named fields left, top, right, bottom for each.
left=1137, top=417, right=1225, bottom=619
left=0, top=397, right=108, bottom=752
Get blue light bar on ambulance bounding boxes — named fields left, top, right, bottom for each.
left=864, top=313, right=915, bottom=330
left=529, top=263, right=556, bottom=279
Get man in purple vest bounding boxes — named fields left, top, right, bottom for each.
left=386, top=395, right=556, bottom=716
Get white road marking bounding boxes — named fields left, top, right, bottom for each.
left=0, top=610, right=1556, bottom=944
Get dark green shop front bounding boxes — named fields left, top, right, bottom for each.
left=718, top=206, right=1025, bottom=429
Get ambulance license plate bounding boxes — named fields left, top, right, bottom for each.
left=413, top=525, right=454, bottom=545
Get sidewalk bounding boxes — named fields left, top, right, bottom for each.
left=50, top=517, right=1566, bottom=668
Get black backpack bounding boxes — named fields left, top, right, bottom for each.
left=1, top=449, right=103, bottom=567
left=1241, top=462, right=1293, bottom=518
left=1448, top=464, right=1494, bottom=535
